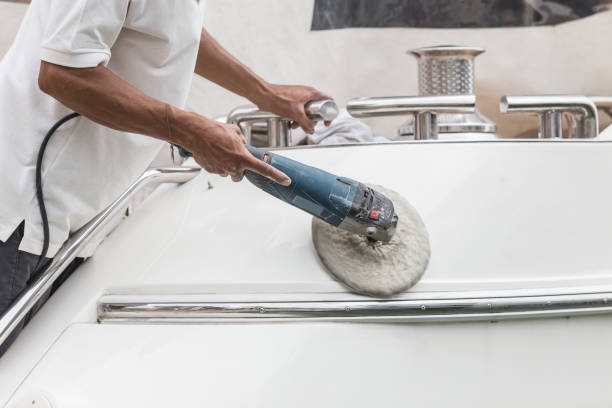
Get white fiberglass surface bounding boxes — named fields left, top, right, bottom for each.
left=8, top=317, right=612, bottom=407
left=80, top=141, right=612, bottom=294
left=3, top=140, right=612, bottom=403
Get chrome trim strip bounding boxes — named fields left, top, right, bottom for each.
left=98, top=286, right=612, bottom=324
left=0, top=167, right=201, bottom=346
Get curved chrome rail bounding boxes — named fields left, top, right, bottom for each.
left=227, top=100, right=339, bottom=147
left=500, top=95, right=599, bottom=139
left=0, top=167, right=201, bottom=346
left=347, top=95, right=475, bottom=140
left=98, top=286, right=612, bottom=324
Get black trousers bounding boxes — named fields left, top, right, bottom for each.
left=0, top=223, right=48, bottom=356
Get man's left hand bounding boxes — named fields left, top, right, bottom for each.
left=254, top=84, right=333, bottom=134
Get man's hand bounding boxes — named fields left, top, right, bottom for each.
left=195, top=30, right=333, bottom=134
left=178, top=111, right=291, bottom=185
left=254, top=84, right=333, bottom=134
left=40, top=29, right=332, bottom=187
left=38, top=61, right=291, bottom=186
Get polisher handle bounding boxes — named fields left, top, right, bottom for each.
left=244, top=144, right=398, bottom=242
left=244, top=144, right=266, bottom=161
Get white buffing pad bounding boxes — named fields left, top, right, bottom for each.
left=312, top=186, right=430, bottom=297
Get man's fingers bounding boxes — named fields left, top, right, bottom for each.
left=295, top=110, right=317, bottom=134
left=246, top=156, right=291, bottom=186
left=310, top=90, right=333, bottom=101
left=231, top=173, right=244, bottom=183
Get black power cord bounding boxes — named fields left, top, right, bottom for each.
left=35, top=112, right=81, bottom=269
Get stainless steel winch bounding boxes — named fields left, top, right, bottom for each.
left=399, top=45, right=498, bottom=140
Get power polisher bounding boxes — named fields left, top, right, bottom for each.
left=181, top=100, right=399, bottom=242
left=244, top=100, right=398, bottom=242
left=244, top=144, right=398, bottom=242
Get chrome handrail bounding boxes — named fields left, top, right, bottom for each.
left=97, top=285, right=612, bottom=324
left=0, top=167, right=201, bottom=346
left=227, top=100, right=339, bottom=147
left=500, top=95, right=599, bottom=139
left=227, top=105, right=291, bottom=147
left=347, top=95, right=476, bottom=140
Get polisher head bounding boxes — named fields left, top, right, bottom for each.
left=335, top=183, right=399, bottom=243
left=313, top=185, right=430, bottom=297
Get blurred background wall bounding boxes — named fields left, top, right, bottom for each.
left=2, top=0, right=611, bottom=138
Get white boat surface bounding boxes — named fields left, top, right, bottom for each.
left=2, top=1, right=612, bottom=407
left=3, top=140, right=612, bottom=406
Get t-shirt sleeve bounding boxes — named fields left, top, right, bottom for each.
left=40, top=0, right=130, bottom=68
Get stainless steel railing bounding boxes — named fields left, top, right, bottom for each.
left=347, top=94, right=476, bottom=140
left=0, top=167, right=200, bottom=346
left=227, top=100, right=339, bottom=148
left=500, top=95, right=599, bottom=139
left=97, top=286, right=612, bottom=324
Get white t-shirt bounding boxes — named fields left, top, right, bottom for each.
left=0, top=0, right=205, bottom=258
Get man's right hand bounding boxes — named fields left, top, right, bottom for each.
left=38, top=62, right=291, bottom=186
left=178, top=111, right=291, bottom=186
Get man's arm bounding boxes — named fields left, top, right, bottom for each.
left=38, top=61, right=291, bottom=185
left=194, top=29, right=331, bottom=133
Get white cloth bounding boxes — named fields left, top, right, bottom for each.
left=292, top=109, right=388, bottom=146
left=0, top=0, right=205, bottom=257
